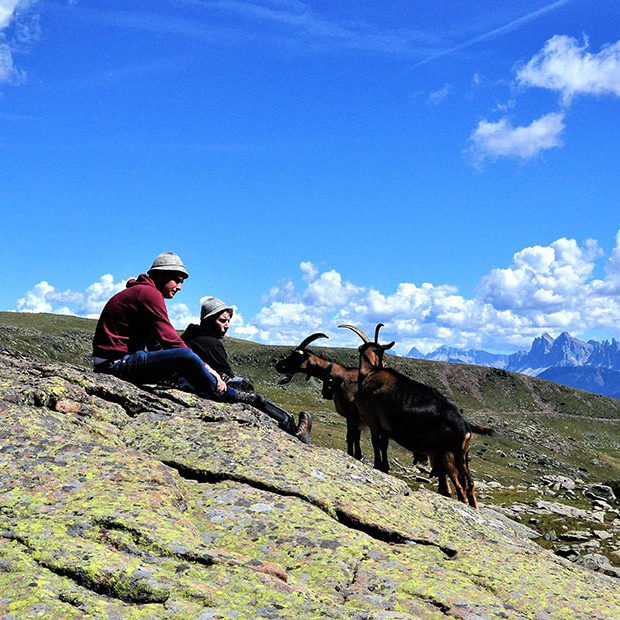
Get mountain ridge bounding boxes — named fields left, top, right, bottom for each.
left=407, top=331, right=620, bottom=399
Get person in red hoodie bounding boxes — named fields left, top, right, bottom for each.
left=92, top=251, right=234, bottom=401
left=92, top=252, right=312, bottom=442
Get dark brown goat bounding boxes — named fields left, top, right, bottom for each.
left=275, top=333, right=368, bottom=460
left=340, top=323, right=493, bottom=508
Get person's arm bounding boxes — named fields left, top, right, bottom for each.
left=141, top=288, right=188, bottom=349
left=202, top=362, right=226, bottom=393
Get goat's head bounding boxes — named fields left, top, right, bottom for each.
left=339, top=323, right=395, bottom=372
left=275, top=332, right=329, bottom=384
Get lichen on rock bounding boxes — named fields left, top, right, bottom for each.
left=0, top=350, right=619, bottom=619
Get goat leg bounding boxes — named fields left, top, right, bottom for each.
left=369, top=425, right=389, bottom=472
left=345, top=413, right=363, bottom=460
left=378, top=433, right=389, bottom=472
left=459, top=433, right=479, bottom=507
left=430, top=455, right=451, bottom=498
left=441, top=451, right=469, bottom=504
left=462, top=451, right=479, bottom=508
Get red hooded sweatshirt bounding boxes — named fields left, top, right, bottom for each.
left=92, top=274, right=187, bottom=359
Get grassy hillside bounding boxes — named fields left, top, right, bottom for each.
left=0, top=311, right=95, bottom=366
left=2, top=311, right=619, bottom=568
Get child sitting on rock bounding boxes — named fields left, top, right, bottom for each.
left=182, top=296, right=311, bottom=444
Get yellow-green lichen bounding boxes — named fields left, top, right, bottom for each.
left=1, top=356, right=619, bottom=620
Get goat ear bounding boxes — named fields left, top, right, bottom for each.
left=383, top=341, right=396, bottom=351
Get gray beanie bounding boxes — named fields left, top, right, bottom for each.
left=148, top=252, right=189, bottom=278
left=200, top=296, right=233, bottom=323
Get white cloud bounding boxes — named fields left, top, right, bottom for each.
left=14, top=233, right=620, bottom=354
left=0, top=43, right=13, bottom=81
left=244, top=236, right=620, bottom=353
left=299, top=260, right=318, bottom=281
left=261, top=279, right=295, bottom=304
left=602, top=230, right=620, bottom=293
left=302, top=269, right=362, bottom=308
left=427, top=84, right=451, bottom=105
left=254, top=301, right=322, bottom=329
left=225, top=306, right=267, bottom=340
left=517, top=35, right=620, bottom=104
left=16, top=280, right=55, bottom=313
left=0, top=0, right=23, bottom=29
left=477, top=237, right=600, bottom=311
left=467, top=112, right=565, bottom=164
left=251, top=300, right=325, bottom=345
left=167, top=302, right=197, bottom=330
left=467, top=34, right=620, bottom=167
left=0, top=0, right=37, bottom=84
left=16, top=275, right=126, bottom=318
left=229, top=240, right=620, bottom=353
left=81, top=274, right=126, bottom=316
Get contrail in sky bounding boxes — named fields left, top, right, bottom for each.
left=413, top=0, right=572, bottom=67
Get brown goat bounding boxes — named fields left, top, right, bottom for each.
left=275, top=333, right=369, bottom=461
left=340, top=323, right=493, bottom=508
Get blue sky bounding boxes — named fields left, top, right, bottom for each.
left=2, top=0, right=620, bottom=355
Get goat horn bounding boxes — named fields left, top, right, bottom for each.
left=374, top=323, right=384, bottom=343
left=338, top=324, right=370, bottom=343
left=296, top=332, right=329, bottom=350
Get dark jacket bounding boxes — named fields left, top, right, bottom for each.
left=181, top=323, right=234, bottom=378
left=93, top=274, right=187, bottom=359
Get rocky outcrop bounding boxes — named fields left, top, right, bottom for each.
left=1, top=350, right=619, bottom=619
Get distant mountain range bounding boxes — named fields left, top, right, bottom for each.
left=406, top=332, right=620, bottom=400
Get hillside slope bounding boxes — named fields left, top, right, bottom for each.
left=1, top=349, right=619, bottom=618
left=1, top=311, right=619, bottom=574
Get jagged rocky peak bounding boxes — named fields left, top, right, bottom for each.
left=405, top=346, right=425, bottom=359
left=588, top=338, right=620, bottom=368
left=531, top=332, right=555, bottom=355
left=551, top=332, right=592, bottom=366
left=555, top=331, right=573, bottom=343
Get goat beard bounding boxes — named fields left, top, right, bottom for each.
left=278, top=375, right=294, bottom=385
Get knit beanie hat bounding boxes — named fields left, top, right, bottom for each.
left=200, top=296, right=233, bottom=323
left=148, top=252, right=189, bottom=278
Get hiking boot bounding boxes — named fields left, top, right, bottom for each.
left=234, top=391, right=266, bottom=408
left=295, top=411, right=312, bottom=445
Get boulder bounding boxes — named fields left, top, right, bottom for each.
left=585, top=484, right=617, bottom=503
left=573, top=554, right=620, bottom=579
left=0, top=350, right=619, bottom=619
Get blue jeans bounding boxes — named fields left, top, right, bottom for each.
left=101, top=349, right=239, bottom=402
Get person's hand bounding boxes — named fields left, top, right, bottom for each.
left=214, top=373, right=227, bottom=393
left=205, top=363, right=226, bottom=393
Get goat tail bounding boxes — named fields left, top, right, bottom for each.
left=470, top=424, right=495, bottom=436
